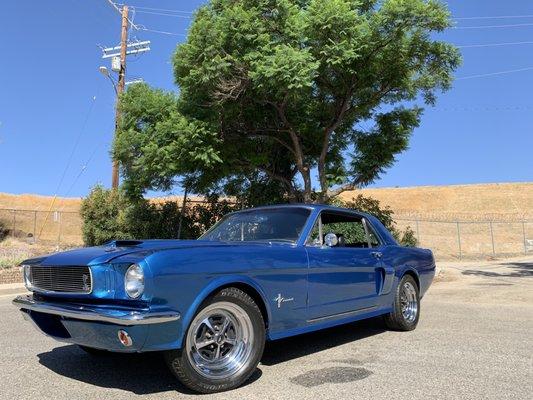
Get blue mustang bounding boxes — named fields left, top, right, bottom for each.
left=13, top=204, right=435, bottom=393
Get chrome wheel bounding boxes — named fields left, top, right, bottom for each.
left=186, top=302, right=254, bottom=380
left=400, top=281, right=418, bottom=323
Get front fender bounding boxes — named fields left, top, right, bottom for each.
left=180, top=275, right=272, bottom=339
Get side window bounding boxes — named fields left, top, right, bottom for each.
left=364, top=220, right=381, bottom=247
left=320, top=213, right=380, bottom=248
left=306, top=217, right=322, bottom=247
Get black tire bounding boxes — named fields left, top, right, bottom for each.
left=384, top=274, right=420, bottom=331
left=78, top=345, right=109, bottom=356
left=165, top=287, right=265, bottom=394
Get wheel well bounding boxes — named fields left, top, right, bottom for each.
left=213, top=283, right=269, bottom=329
left=403, top=270, right=420, bottom=290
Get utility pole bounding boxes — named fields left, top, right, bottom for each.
left=101, top=3, right=150, bottom=189
left=111, top=5, right=129, bottom=189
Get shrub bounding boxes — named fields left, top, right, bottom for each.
left=0, top=219, right=7, bottom=241
left=332, top=194, right=418, bottom=247
left=80, top=186, right=239, bottom=246
left=190, top=195, right=240, bottom=235
left=398, top=226, right=418, bottom=247
left=80, top=185, right=130, bottom=246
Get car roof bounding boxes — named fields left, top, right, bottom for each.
left=226, top=203, right=398, bottom=246
left=232, top=203, right=374, bottom=219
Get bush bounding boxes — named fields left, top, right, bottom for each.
left=0, top=219, right=7, bottom=241
left=332, top=194, right=418, bottom=247
left=190, top=195, right=240, bottom=234
left=80, top=185, right=130, bottom=246
left=398, top=225, right=418, bottom=247
left=80, top=186, right=240, bottom=246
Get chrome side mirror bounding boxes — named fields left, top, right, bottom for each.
left=324, top=232, right=338, bottom=247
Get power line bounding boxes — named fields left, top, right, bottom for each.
left=457, top=66, right=533, bottom=80
left=134, top=10, right=192, bottom=19
left=435, top=105, right=533, bottom=112
left=106, top=0, right=139, bottom=29
left=38, top=92, right=99, bottom=238
left=117, top=4, right=193, bottom=14
left=138, top=27, right=186, bottom=37
left=453, top=14, right=533, bottom=21
left=53, top=93, right=99, bottom=196
left=457, top=40, right=533, bottom=48
left=453, top=22, right=533, bottom=29
left=60, top=140, right=109, bottom=203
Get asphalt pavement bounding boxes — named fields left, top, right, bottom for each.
left=0, top=258, right=531, bottom=400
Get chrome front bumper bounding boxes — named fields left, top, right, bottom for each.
left=12, top=294, right=180, bottom=326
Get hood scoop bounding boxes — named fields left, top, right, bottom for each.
left=105, top=240, right=143, bottom=250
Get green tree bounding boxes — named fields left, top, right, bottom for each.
left=115, top=0, right=460, bottom=203
left=80, top=185, right=240, bottom=246
left=332, top=194, right=418, bottom=246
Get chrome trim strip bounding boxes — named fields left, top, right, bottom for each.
left=12, top=295, right=180, bottom=326
left=307, top=305, right=378, bottom=323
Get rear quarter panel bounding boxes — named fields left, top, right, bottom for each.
left=381, top=245, right=436, bottom=299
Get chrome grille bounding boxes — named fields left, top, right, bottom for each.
left=29, top=266, right=92, bottom=294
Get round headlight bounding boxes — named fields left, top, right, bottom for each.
left=124, top=264, right=144, bottom=299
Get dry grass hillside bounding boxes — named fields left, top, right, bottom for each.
left=0, top=193, right=81, bottom=212
left=0, top=183, right=531, bottom=261
left=342, top=182, right=533, bottom=221
left=2, top=182, right=531, bottom=220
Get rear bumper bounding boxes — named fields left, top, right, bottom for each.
left=12, top=294, right=180, bottom=326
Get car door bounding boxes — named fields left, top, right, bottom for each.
left=305, top=211, right=383, bottom=321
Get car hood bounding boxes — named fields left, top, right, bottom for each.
left=22, top=239, right=289, bottom=266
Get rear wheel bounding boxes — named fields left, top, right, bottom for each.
left=165, top=287, right=265, bottom=393
left=384, top=275, right=420, bottom=331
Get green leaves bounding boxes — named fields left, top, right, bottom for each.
left=115, top=0, right=460, bottom=203
left=113, top=83, right=222, bottom=197
left=249, top=44, right=319, bottom=90
left=351, top=107, right=421, bottom=186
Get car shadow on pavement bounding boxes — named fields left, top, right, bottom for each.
left=37, top=345, right=262, bottom=395
left=462, top=261, right=533, bottom=278
left=262, top=317, right=385, bottom=366
left=36, top=318, right=384, bottom=394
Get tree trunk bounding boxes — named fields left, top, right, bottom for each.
left=300, top=166, right=312, bottom=203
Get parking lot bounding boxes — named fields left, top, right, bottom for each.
left=0, top=258, right=531, bottom=400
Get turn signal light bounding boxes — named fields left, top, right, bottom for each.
left=117, top=329, right=132, bottom=347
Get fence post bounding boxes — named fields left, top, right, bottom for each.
left=456, top=221, right=462, bottom=259
left=11, top=210, right=16, bottom=237
left=57, top=211, right=62, bottom=248
left=33, top=211, right=37, bottom=244
left=415, top=219, right=420, bottom=242
left=489, top=221, right=495, bottom=256
left=177, top=187, right=189, bottom=240
left=523, top=221, right=527, bottom=255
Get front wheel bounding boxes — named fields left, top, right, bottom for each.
left=165, top=287, right=265, bottom=393
left=384, top=275, right=420, bottom=331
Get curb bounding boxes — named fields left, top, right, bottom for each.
left=0, top=283, right=27, bottom=297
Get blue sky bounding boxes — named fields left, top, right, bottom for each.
left=0, top=0, right=532, bottom=198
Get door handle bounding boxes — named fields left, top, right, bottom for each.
left=371, top=251, right=383, bottom=259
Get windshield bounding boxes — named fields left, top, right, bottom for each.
left=199, top=207, right=311, bottom=243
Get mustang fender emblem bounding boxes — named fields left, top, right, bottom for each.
left=274, top=293, right=294, bottom=309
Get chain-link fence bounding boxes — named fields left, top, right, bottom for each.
left=1, top=208, right=532, bottom=260
left=395, top=217, right=533, bottom=260
left=0, top=208, right=83, bottom=247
